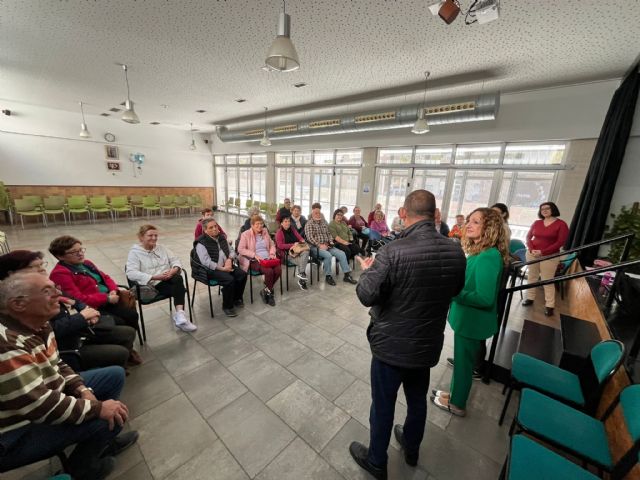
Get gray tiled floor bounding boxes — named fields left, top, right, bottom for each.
left=2, top=212, right=514, bottom=480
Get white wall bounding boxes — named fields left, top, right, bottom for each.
left=210, top=80, right=620, bottom=154
left=0, top=101, right=213, bottom=187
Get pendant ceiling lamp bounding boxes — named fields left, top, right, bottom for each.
left=78, top=101, right=91, bottom=138
left=260, top=107, right=272, bottom=147
left=265, top=0, right=300, bottom=72
left=189, top=122, right=197, bottom=150
left=412, top=71, right=431, bottom=134
left=120, top=64, right=140, bottom=124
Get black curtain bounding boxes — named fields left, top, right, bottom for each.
left=566, top=65, right=640, bottom=265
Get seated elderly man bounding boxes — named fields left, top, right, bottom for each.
left=0, top=272, right=137, bottom=480
left=191, top=218, right=247, bottom=317
left=305, top=203, right=357, bottom=286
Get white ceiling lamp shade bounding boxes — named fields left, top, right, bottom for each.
left=189, top=122, right=197, bottom=150
left=120, top=64, right=140, bottom=124
left=78, top=101, right=91, bottom=138
left=260, top=107, right=272, bottom=147
left=264, top=1, right=300, bottom=72
left=412, top=71, right=431, bottom=134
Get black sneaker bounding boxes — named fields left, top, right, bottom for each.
left=296, top=271, right=307, bottom=280
left=267, top=291, right=276, bottom=307
left=393, top=425, right=418, bottom=466
left=326, top=275, right=336, bottom=286
left=343, top=273, right=357, bottom=285
left=348, top=442, right=387, bottom=480
left=260, top=289, right=269, bottom=304
left=223, top=308, right=238, bottom=317
left=521, top=299, right=534, bottom=306
left=472, top=370, right=483, bottom=380
left=101, top=430, right=139, bottom=457
left=298, top=279, right=308, bottom=290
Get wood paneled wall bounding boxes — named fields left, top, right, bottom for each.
left=6, top=185, right=215, bottom=208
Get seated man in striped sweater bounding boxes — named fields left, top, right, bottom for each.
left=0, top=272, right=138, bottom=480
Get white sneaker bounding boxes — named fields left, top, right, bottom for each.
left=177, top=321, right=197, bottom=332
left=173, top=311, right=197, bottom=331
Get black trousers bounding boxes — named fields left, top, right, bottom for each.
left=355, top=231, right=369, bottom=253
left=62, top=325, right=135, bottom=371
left=335, top=242, right=361, bottom=260
left=100, top=303, right=139, bottom=330
left=368, top=357, right=430, bottom=467
left=155, top=274, right=186, bottom=307
left=207, top=268, right=248, bottom=309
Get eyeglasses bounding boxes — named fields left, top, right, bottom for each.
left=540, top=207, right=552, bottom=211
left=64, top=247, right=86, bottom=256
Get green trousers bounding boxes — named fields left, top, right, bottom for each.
left=450, top=333, right=483, bottom=409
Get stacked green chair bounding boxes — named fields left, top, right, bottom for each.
left=174, top=195, right=192, bottom=216
left=159, top=195, right=177, bottom=217
left=0, top=181, right=13, bottom=225
left=499, top=434, right=600, bottom=480
left=14, top=198, right=46, bottom=228
left=189, top=194, right=204, bottom=213
left=511, top=384, right=640, bottom=479
left=225, top=196, right=235, bottom=212
left=233, top=197, right=241, bottom=213
left=500, top=339, right=625, bottom=425
left=110, top=195, right=134, bottom=221
left=67, top=195, right=91, bottom=223
left=129, top=195, right=144, bottom=216
left=43, top=196, right=67, bottom=225
left=267, top=203, right=278, bottom=220
left=142, top=195, right=161, bottom=217
left=89, top=196, right=113, bottom=222
left=21, top=195, right=43, bottom=209
left=258, top=201, right=268, bottom=216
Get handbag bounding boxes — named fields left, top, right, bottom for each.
left=130, top=284, right=159, bottom=302
left=289, top=242, right=310, bottom=258
left=259, top=258, right=281, bottom=269
left=117, top=289, right=137, bottom=310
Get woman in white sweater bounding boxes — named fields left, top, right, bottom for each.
left=126, top=224, right=196, bottom=332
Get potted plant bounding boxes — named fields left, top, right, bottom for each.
left=604, top=202, right=640, bottom=273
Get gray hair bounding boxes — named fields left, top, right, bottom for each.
left=247, top=206, right=260, bottom=217
left=0, top=272, right=37, bottom=311
left=202, top=218, right=218, bottom=230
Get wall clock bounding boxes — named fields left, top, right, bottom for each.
left=104, top=132, right=116, bottom=142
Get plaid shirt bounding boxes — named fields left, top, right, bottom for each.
left=304, top=218, right=333, bottom=246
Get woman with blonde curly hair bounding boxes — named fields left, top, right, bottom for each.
left=431, top=207, right=509, bottom=417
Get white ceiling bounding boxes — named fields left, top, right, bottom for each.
left=1, top=0, right=639, bottom=132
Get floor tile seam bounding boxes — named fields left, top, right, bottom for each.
left=109, top=458, right=147, bottom=480
left=225, top=353, right=296, bottom=403
left=284, top=356, right=359, bottom=401
left=247, top=329, right=310, bottom=367
left=127, top=387, right=184, bottom=425
left=439, top=419, right=506, bottom=468
left=253, top=434, right=349, bottom=480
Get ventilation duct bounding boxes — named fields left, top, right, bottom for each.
left=217, top=93, right=499, bottom=143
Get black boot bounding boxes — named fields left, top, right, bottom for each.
left=394, top=425, right=418, bottom=466
left=343, top=273, right=357, bottom=285
left=348, top=442, right=387, bottom=480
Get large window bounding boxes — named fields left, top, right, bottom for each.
left=375, top=168, right=410, bottom=217
left=448, top=170, right=495, bottom=222
left=215, top=153, right=268, bottom=210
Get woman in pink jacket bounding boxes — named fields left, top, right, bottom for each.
left=238, top=214, right=281, bottom=306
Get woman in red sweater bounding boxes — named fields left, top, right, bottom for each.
left=522, top=202, right=569, bottom=316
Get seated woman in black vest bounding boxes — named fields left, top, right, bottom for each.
left=191, top=218, right=247, bottom=317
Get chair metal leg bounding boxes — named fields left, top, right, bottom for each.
left=249, top=274, right=254, bottom=303
left=286, top=263, right=290, bottom=291
left=207, top=284, right=214, bottom=317
left=498, top=455, right=508, bottom=480
left=499, top=385, right=514, bottom=426
left=191, top=279, right=197, bottom=308
left=279, top=271, right=283, bottom=295
left=136, top=300, right=147, bottom=343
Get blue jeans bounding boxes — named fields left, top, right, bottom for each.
left=368, top=358, right=430, bottom=467
left=313, top=246, right=351, bottom=276
left=0, top=366, right=125, bottom=475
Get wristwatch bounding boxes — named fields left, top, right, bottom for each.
left=78, top=386, right=94, bottom=395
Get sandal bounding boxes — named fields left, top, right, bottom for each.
left=430, top=395, right=466, bottom=417
left=431, top=389, right=450, bottom=399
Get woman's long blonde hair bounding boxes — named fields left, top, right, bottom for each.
left=461, top=208, right=510, bottom=263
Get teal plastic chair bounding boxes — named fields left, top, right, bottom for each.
left=500, top=434, right=599, bottom=480
left=499, top=339, right=625, bottom=425
left=513, top=384, right=640, bottom=479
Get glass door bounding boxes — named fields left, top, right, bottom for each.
left=334, top=168, right=360, bottom=214
left=313, top=168, right=333, bottom=214
left=375, top=168, right=411, bottom=218
left=448, top=170, right=495, bottom=224
left=412, top=169, right=448, bottom=212
left=294, top=168, right=313, bottom=215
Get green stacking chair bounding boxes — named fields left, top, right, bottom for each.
left=89, top=195, right=113, bottom=222
left=267, top=202, right=278, bottom=219
left=129, top=195, right=144, bottom=216
left=110, top=195, right=134, bottom=220
left=142, top=195, right=161, bottom=217
left=14, top=198, right=46, bottom=228
left=67, top=195, right=91, bottom=223
left=246, top=263, right=283, bottom=303
left=189, top=194, right=203, bottom=213
left=499, top=434, right=600, bottom=480
left=233, top=197, right=240, bottom=213
left=43, top=196, right=67, bottom=225
left=500, top=339, right=625, bottom=425
left=159, top=195, right=177, bottom=217
left=225, top=196, right=235, bottom=212
left=258, top=201, right=268, bottom=216
left=174, top=195, right=191, bottom=216
left=512, top=384, right=640, bottom=479
left=21, top=195, right=43, bottom=209
left=245, top=198, right=253, bottom=210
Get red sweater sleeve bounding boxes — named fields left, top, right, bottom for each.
left=526, top=221, right=537, bottom=250
left=49, top=264, right=108, bottom=308
left=194, top=222, right=203, bottom=239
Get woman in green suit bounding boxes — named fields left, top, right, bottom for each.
left=432, top=207, right=509, bottom=417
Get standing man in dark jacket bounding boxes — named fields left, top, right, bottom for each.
left=349, top=190, right=466, bottom=479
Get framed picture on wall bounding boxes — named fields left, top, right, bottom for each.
left=106, top=161, right=121, bottom=172
left=105, top=145, right=119, bottom=159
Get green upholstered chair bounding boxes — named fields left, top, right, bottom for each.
left=512, top=384, right=640, bottom=479
left=89, top=196, right=113, bottom=222
left=159, top=195, right=177, bottom=217
left=141, top=195, right=161, bottom=217
left=43, top=196, right=67, bottom=224
left=110, top=195, right=133, bottom=220
left=14, top=198, right=46, bottom=228
left=21, top=195, right=43, bottom=209
left=67, top=195, right=91, bottom=222
left=500, top=339, right=625, bottom=425
left=174, top=195, right=191, bottom=216
left=500, top=434, right=599, bottom=480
